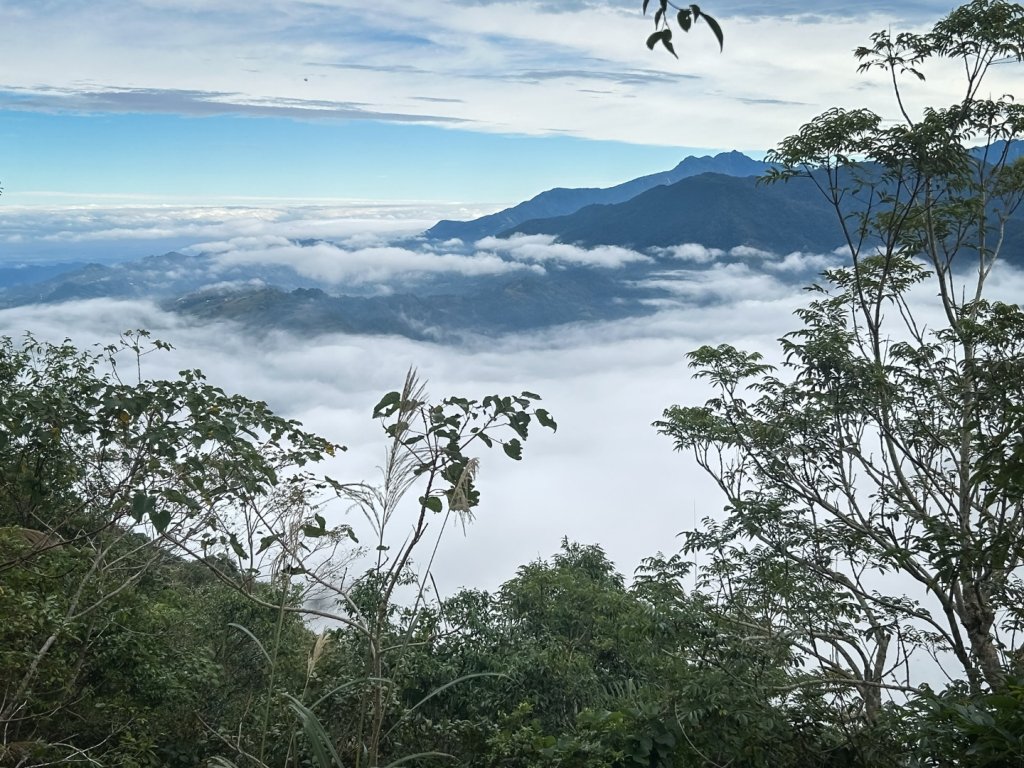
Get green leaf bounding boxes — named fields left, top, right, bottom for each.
left=228, top=533, right=247, bottom=559
left=382, top=753, right=454, bottom=768
left=647, top=29, right=676, bottom=57
left=227, top=622, right=273, bottom=665
left=372, top=390, right=401, bottom=418
left=642, top=0, right=650, bottom=15
left=149, top=505, right=171, bottom=534
left=386, top=420, right=410, bottom=437
left=163, top=487, right=201, bottom=511
left=420, top=495, right=444, bottom=513
left=383, top=671, right=504, bottom=741
left=690, top=3, right=701, bottom=18
left=131, top=491, right=153, bottom=523
left=535, top=408, right=558, bottom=432
left=503, top=438, right=523, bottom=460
left=703, top=11, right=724, bottom=51
left=255, top=534, right=279, bottom=555
left=285, top=694, right=345, bottom=768
left=678, top=8, right=692, bottom=31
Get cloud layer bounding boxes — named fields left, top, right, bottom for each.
left=0, top=290, right=792, bottom=594
left=4, top=201, right=1022, bottom=593
left=0, top=203, right=488, bottom=264
left=0, top=0, right=1000, bottom=152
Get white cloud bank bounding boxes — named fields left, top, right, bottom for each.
left=193, top=235, right=541, bottom=284
left=5, top=263, right=1023, bottom=596
left=476, top=233, right=651, bottom=268
left=4, top=199, right=1022, bottom=593
left=0, top=203, right=500, bottom=266
left=0, top=278, right=803, bottom=594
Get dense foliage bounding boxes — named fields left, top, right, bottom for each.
left=0, top=324, right=1019, bottom=766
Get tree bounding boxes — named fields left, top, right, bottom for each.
left=182, top=370, right=557, bottom=768
left=656, top=0, right=1024, bottom=716
left=337, top=541, right=855, bottom=768
left=0, top=331, right=337, bottom=763
left=0, top=335, right=558, bottom=767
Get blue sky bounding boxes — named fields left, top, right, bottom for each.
left=0, top=0, right=990, bottom=207
left=1, top=111, right=693, bottom=205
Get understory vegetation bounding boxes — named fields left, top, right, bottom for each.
left=4, top=1, right=1024, bottom=766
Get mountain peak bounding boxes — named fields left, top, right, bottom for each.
left=667, top=151, right=768, bottom=178
left=425, top=150, right=769, bottom=242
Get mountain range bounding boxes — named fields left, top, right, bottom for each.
left=426, top=151, right=771, bottom=242
left=431, top=141, right=1024, bottom=253
left=4, top=147, right=1020, bottom=341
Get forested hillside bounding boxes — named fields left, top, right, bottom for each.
left=2, top=324, right=1014, bottom=768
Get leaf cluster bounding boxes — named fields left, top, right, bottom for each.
left=643, top=1, right=723, bottom=57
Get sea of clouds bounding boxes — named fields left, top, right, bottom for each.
left=4, top=203, right=1022, bottom=595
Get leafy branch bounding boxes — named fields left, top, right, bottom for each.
left=643, top=1, right=724, bottom=58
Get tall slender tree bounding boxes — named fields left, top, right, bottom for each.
left=657, top=0, right=1024, bottom=708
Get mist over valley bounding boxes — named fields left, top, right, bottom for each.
left=4, top=146, right=1023, bottom=591
left=0, top=150, right=864, bottom=589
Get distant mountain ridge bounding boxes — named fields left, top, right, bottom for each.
left=492, top=140, right=1024, bottom=253
left=501, top=173, right=845, bottom=252
left=425, top=151, right=770, bottom=242
left=6, top=142, right=1021, bottom=343
left=428, top=141, right=1024, bottom=253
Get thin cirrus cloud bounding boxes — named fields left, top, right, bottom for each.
left=0, top=86, right=469, bottom=124
left=0, top=0, right=989, bottom=155
left=445, top=0, right=948, bottom=18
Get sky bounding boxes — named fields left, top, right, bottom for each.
left=2, top=0, right=1022, bottom=620
left=0, top=0, right=998, bottom=207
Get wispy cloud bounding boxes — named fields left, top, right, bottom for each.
left=0, top=0, right=998, bottom=152
left=0, top=203, right=494, bottom=262
left=762, top=250, right=841, bottom=272
left=0, top=85, right=470, bottom=124
left=499, top=67, right=699, bottom=85
left=477, top=233, right=651, bottom=268
left=654, top=244, right=725, bottom=264
left=198, top=235, right=541, bottom=283
left=431, top=0, right=948, bottom=18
